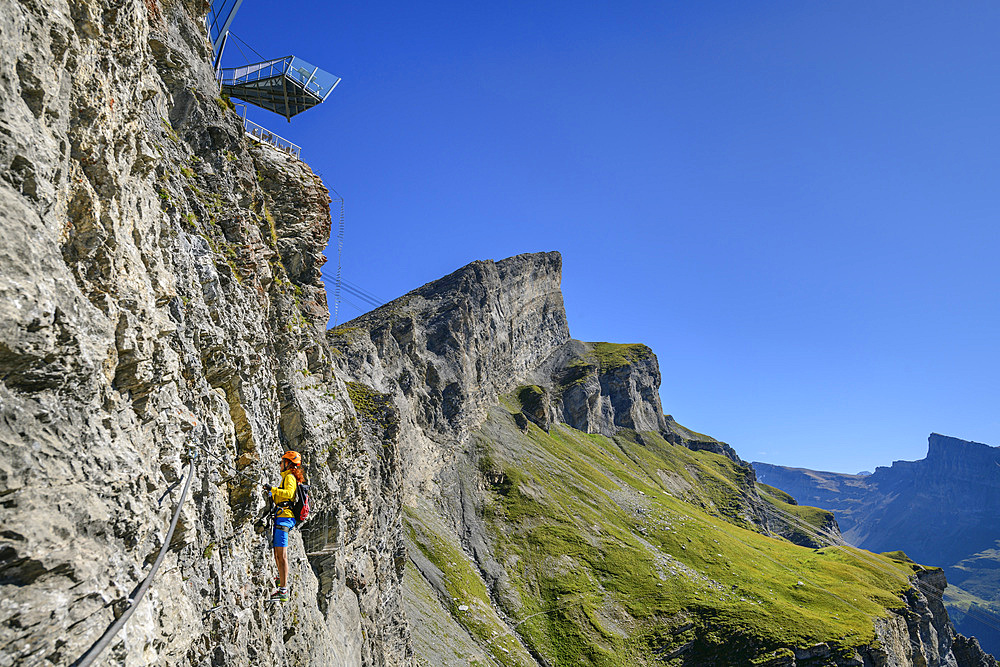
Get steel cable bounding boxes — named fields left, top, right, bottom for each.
left=72, top=456, right=196, bottom=667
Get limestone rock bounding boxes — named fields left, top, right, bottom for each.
left=328, top=251, right=571, bottom=504
left=0, top=0, right=407, bottom=665
left=663, top=414, right=744, bottom=463
left=528, top=339, right=668, bottom=436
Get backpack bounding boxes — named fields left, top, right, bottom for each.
left=274, top=471, right=311, bottom=525
left=291, top=482, right=310, bottom=523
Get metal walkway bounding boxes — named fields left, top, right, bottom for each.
left=245, top=118, right=302, bottom=158
left=218, top=56, right=341, bottom=121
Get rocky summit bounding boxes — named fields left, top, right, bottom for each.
left=754, top=434, right=1000, bottom=659
left=0, top=0, right=997, bottom=666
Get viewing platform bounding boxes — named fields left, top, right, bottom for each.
left=218, top=56, right=341, bottom=121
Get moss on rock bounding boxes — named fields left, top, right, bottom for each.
left=346, top=381, right=398, bottom=437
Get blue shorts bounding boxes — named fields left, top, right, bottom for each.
left=272, top=517, right=296, bottom=547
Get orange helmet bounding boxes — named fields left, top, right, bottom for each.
left=281, top=450, right=301, bottom=467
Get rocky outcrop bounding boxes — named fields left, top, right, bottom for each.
left=754, top=434, right=1000, bottom=658
left=524, top=339, right=667, bottom=436
left=864, top=568, right=956, bottom=667
left=953, top=636, right=999, bottom=667
left=847, top=567, right=995, bottom=667
left=663, top=414, right=744, bottom=463
left=0, top=0, right=407, bottom=665
left=328, top=251, right=572, bottom=504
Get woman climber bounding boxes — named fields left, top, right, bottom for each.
left=264, top=450, right=304, bottom=602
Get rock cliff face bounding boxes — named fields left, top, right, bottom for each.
left=333, top=251, right=995, bottom=666
left=754, top=434, right=1000, bottom=658
left=0, top=1, right=406, bottom=665
left=520, top=338, right=667, bottom=436
left=328, top=252, right=570, bottom=505
left=755, top=435, right=1000, bottom=564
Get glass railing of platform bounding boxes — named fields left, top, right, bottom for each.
left=219, top=55, right=341, bottom=109
left=244, top=118, right=301, bottom=158
left=286, top=56, right=342, bottom=101
left=219, top=56, right=292, bottom=86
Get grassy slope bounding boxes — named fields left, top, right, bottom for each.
left=461, top=402, right=922, bottom=666
left=756, top=482, right=840, bottom=545
left=587, top=342, right=654, bottom=371
left=406, top=505, right=538, bottom=667
left=403, top=562, right=497, bottom=667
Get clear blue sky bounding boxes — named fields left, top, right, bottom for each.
left=224, top=1, right=1000, bottom=474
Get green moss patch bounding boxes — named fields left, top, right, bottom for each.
left=588, top=342, right=653, bottom=372
left=345, top=381, right=397, bottom=435
left=516, top=385, right=545, bottom=421
left=558, top=343, right=654, bottom=389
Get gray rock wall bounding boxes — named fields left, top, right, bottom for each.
left=524, top=339, right=668, bottom=436
left=329, top=251, right=571, bottom=505
left=0, top=0, right=407, bottom=665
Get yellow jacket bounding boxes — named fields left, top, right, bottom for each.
left=270, top=470, right=298, bottom=519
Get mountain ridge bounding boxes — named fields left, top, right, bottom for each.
left=335, top=251, right=994, bottom=666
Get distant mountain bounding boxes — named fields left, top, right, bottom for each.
left=754, top=434, right=1000, bottom=657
